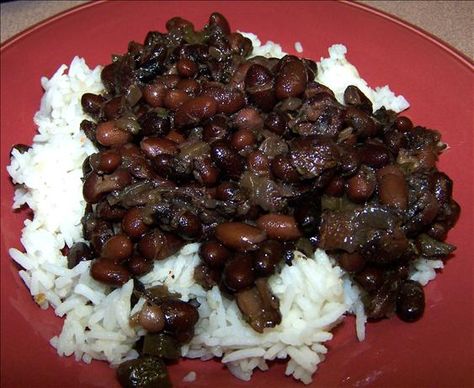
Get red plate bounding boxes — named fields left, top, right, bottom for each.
left=1, top=1, right=473, bottom=387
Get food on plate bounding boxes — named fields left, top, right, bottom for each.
left=7, top=12, right=459, bottom=387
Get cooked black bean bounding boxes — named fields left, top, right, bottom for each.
left=254, top=240, right=283, bottom=276
left=101, top=233, right=133, bottom=263
left=89, top=150, right=122, bottom=174
left=142, top=82, right=167, bottom=107
left=211, top=140, right=244, bottom=180
left=275, top=56, right=307, bottom=99
left=215, top=222, right=266, bottom=252
left=395, top=116, right=413, bottom=131
left=396, top=280, right=425, bottom=322
left=346, top=166, right=376, bottom=203
left=127, top=255, right=153, bottom=276
left=160, top=299, right=199, bottom=336
left=264, top=111, right=288, bottom=135
left=343, top=85, right=372, bottom=114
left=209, top=12, right=231, bottom=35
left=199, top=240, right=230, bottom=268
left=355, top=266, right=384, bottom=292
left=231, top=128, right=256, bottom=150
left=122, top=207, right=149, bottom=239
left=90, top=259, right=130, bottom=286
left=81, top=93, right=105, bottom=117
left=376, top=165, right=408, bottom=210
left=175, top=96, right=217, bottom=128
left=222, top=254, right=256, bottom=292
left=96, top=121, right=132, bottom=146
left=271, top=154, right=299, bottom=183
left=139, top=304, right=166, bottom=333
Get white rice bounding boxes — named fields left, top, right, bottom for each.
left=7, top=35, right=440, bottom=385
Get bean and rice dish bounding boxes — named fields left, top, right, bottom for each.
left=7, top=13, right=460, bottom=387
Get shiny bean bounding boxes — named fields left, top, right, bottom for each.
left=376, top=165, right=408, bottom=210
left=264, top=111, right=288, bottom=135
left=96, top=121, right=132, bottom=146
left=122, top=207, right=149, bottom=239
left=222, top=254, right=256, bottom=292
left=138, top=304, right=166, bottom=333
left=257, top=214, right=302, bottom=241
left=355, top=266, right=384, bottom=292
left=233, top=107, right=263, bottom=132
left=193, top=157, right=220, bottom=186
left=199, top=240, right=231, bottom=268
left=90, top=259, right=130, bottom=286
left=101, top=62, right=117, bottom=93
left=247, top=151, right=270, bottom=176
left=211, top=140, right=244, bottom=180
left=396, top=280, right=424, bottom=322
left=176, top=211, right=202, bottom=240
left=67, top=242, right=94, bottom=269
left=142, top=82, right=167, bottom=107
left=163, top=89, right=191, bottom=110
left=89, top=150, right=122, bottom=174
left=245, top=64, right=273, bottom=90
left=161, top=299, right=199, bottom=335
left=139, top=230, right=184, bottom=261
left=344, top=106, right=377, bottom=138
left=209, top=12, right=231, bottom=35
left=254, top=240, right=283, bottom=276
left=175, top=80, right=198, bottom=97
left=175, top=96, right=217, bottom=128
left=140, top=137, right=178, bottom=158
left=101, top=234, right=133, bottom=263
left=215, top=222, right=266, bottom=252
left=359, top=143, right=390, bottom=168
left=346, top=166, right=376, bottom=203
left=395, top=116, right=413, bottom=131
left=177, top=58, right=198, bottom=78
left=81, top=93, right=105, bottom=117
left=128, top=255, right=154, bottom=276
left=275, top=56, right=307, bottom=99
left=201, top=84, right=245, bottom=114
left=343, top=85, right=372, bottom=114
left=138, top=230, right=165, bottom=261
left=231, top=128, right=256, bottom=151
left=271, top=154, right=300, bottom=183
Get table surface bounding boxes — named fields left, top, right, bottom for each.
left=1, top=0, right=473, bottom=59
